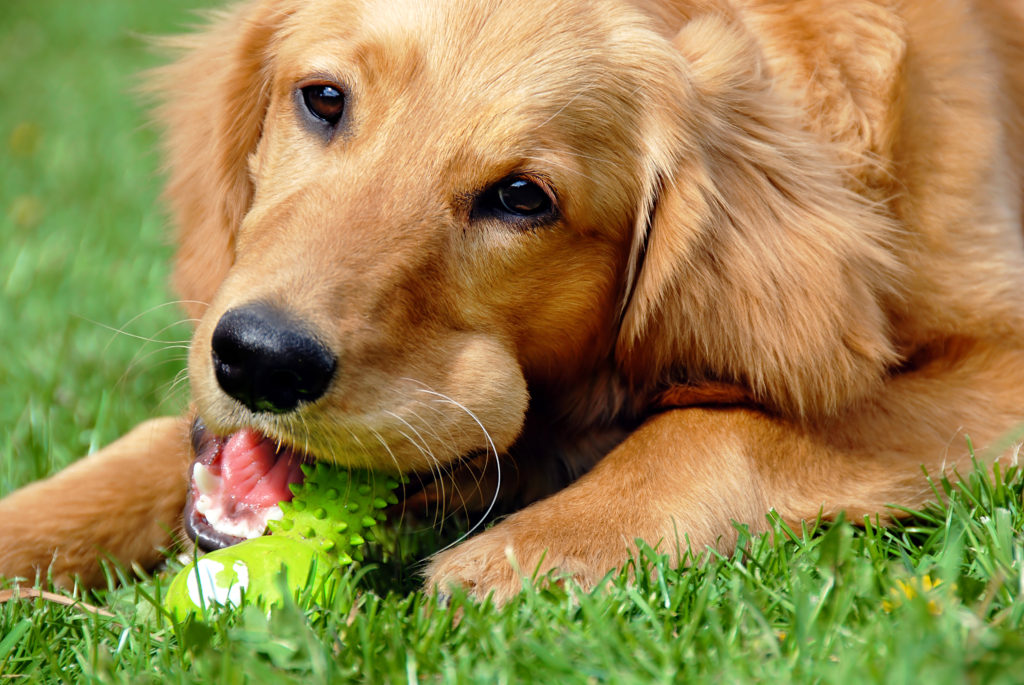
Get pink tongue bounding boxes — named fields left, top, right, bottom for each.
left=220, top=428, right=305, bottom=507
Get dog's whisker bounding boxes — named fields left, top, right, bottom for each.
left=396, top=379, right=483, bottom=525
left=382, top=410, right=454, bottom=520
left=413, top=388, right=503, bottom=554
left=411, top=396, right=478, bottom=454
left=95, top=299, right=204, bottom=335
left=383, top=409, right=440, bottom=467
left=116, top=348, right=190, bottom=396
left=366, top=426, right=405, bottom=480
left=365, top=424, right=441, bottom=518
left=399, top=377, right=480, bottom=448
left=405, top=401, right=492, bottom=523
left=78, top=312, right=195, bottom=349
left=123, top=345, right=192, bottom=374
left=338, top=421, right=384, bottom=473
left=91, top=309, right=195, bottom=397
left=381, top=407, right=456, bottom=525
left=297, top=412, right=314, bottom=465
left=153, top=365, right=194, bottom=414
left=333, top=419, right=397, bottom=502
left=387, top=424, right=428, bottom=469
left=403, top=401, right=494, bottom=528
left=401, top=404, right=452, bottom=454
left=162, top=365, right=192, bottom=397
left=133, top=353, right=188, bottom=382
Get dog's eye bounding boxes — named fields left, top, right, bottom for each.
left=497, top=179, right=551, bottom=216
left=477, top=177, right=556, bottom=225
left=300, top=84, right=345, bottom=126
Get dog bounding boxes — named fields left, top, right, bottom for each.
left=1, top=0, right=1023, bottom=606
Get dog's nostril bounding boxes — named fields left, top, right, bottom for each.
left=210, top=303, right=337, bottom=414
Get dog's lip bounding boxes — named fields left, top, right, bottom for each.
left=184, top=483, right=247, bottom=552
left=184, top=417, right=308, bottom=552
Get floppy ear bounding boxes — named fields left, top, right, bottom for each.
left=618, top=13, right=903, bottom=419
left=151, top=1, right=291, bottom=321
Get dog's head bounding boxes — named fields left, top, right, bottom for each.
left=158, top=0, right=899, bottom=547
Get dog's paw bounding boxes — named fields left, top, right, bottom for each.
left=423, top=510, right=626, bottom=606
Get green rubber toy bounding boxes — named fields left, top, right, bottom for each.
left=164, top=464, right=401, bottom=620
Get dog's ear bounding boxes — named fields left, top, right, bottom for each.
left=151, top=2, right=291, bottom=321
left=617, top=13, right=903, bottom=419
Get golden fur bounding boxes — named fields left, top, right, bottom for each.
left=2, top=0, right=1023, bottom=604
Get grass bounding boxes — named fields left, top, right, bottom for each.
left=2, top=2, right=1024, bottom=682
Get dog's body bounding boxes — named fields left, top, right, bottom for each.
left=2, top=0, right=1023, bottom=603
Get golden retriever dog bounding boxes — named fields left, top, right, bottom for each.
left=2, top=0, right=1023, bottom=605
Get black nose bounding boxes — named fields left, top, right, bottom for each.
left=210, top=303, right=337, bottom=414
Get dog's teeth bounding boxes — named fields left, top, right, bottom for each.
left=193, top=463, right=221, bottom=496
left=193, top=465, right=287, bottom=541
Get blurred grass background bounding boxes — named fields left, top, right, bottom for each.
left=0, top=1, right=216, bottom=493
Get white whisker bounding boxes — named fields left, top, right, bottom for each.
left=77, top=315, right=195, bottom=350
left=403, top=405, right=452, bottom=453
left=384, top=407, right=457, bottom=526
left=85, top=299, right=204, bottom=338
left=338, top=421, right=374, bottom=463
left=366, top=426, right=405, bottom=480
left=298, top=412, right=313, bottom=463
left=383, top=410, right=437, bottom=464
left=413, top=387, right=502, bottom=553
left=118, top=349, right=189, bottom=395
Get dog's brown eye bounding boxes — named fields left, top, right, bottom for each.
left=301, top=84, right=345, bottom=126
left=496, top=179, right=551, bottom=216
left=475, top=177, right=556, bottom=227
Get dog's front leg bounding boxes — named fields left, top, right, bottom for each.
left=425, top=347, right=1024, bottom=606
left=0, top=416, right=191, bottom=588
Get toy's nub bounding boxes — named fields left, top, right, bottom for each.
left=268, top=464, right=401, bottom=563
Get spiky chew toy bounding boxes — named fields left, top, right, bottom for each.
left=164, top=463, right=400, bottom=620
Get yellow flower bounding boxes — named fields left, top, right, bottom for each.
left=881, top=575, right=950, bottom=615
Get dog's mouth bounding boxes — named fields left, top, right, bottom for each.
left=184, top=419, right=308, bottom=552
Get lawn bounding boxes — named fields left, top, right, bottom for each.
left=2, top=2, right=1024, bottom=682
